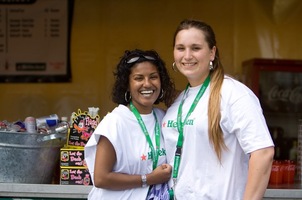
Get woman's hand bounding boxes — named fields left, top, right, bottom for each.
left=146, top=164, right=172, bottom=185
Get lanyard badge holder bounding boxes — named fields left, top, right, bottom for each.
left=169, top=75, right=210, bottom=200
left=169, top=146, right=182, bottom=200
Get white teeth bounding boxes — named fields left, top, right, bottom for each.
left=183, top=63, right=195, bottom=66
left=141, top=90, right=154, bottom=96
left=141, top=90, right=153, bottom=94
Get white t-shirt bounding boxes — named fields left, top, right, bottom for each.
left=162, top=76, right=274, bottom=200
left=85, top=105, right=167, bottom=200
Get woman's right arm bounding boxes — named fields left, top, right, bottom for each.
left=93, top=136, right=171, bottom=190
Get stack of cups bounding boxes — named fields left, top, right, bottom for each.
left=297, top=119, right=302, bottom=182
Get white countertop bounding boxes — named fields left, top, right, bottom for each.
left=0, top=183, right=92, bottom=198
left=1, top=183, right=302, bottom=199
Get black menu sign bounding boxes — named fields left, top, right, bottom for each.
left=0, top=0, right=73, bottom=82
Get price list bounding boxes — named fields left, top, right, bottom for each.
left=0, top=0, right=71, bottom=82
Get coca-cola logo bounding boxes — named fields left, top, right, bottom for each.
left=271, top=165, right=283, bottom=172
left=268, top=85, right=302, bottom=104
left=283, top=165, right=296, bottom=171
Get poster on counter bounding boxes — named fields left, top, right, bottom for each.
left=0, top=0, right=73, bottom=83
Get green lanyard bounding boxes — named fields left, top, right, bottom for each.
left=130, top=101, right=161, bottom=170
left=173, top=75, right=211, bottom=180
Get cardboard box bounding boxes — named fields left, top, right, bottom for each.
left=60, top=167, right=92, bottom=185
left=59, top=108, right=100, bottom=185
left=60, top=148, right=87, bottom=167
left=59, top=147, right=92, bottom=185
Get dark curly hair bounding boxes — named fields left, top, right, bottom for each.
left=112, top=49, right=175, bottom=107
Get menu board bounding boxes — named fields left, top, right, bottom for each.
left=0, top=0, right=73, bottom=83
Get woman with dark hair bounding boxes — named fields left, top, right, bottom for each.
left=162, top=19, right=274, bottom=200
left=85, top=49, right=175, bottom=200
left=112, top=49, right=175, bottom=108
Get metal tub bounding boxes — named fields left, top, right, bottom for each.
left=0, top=131, right=66, bottom=184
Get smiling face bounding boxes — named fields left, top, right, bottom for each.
left=128, top=61, right=161, bottom=114
left=174, top=27, right=216, bottom=87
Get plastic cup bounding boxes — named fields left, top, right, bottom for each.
left=46, top=119, right=58, bottom=127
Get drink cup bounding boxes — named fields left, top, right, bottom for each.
left=36, top=114, right=59, bottom=128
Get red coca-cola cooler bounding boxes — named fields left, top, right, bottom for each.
left=242, top=58, right=302, bottom=160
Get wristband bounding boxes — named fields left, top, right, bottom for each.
left=141, top=174, right=148, bottom=187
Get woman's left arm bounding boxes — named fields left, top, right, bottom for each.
left=243, top=146, right=274, bottom=200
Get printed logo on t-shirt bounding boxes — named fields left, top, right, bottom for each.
left=162, top=119, right=194, bottom=128
left=141, top=148, right=166, bottom=161
left=141, top=154, right=147, bottom=160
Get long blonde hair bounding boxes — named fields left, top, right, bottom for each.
left=173, top=19, right=227, bottom=161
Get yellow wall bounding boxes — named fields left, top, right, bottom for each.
left=1, top=0, right=302, bottom=121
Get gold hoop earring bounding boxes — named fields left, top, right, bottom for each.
left=172, top=62, right=178, bottom=72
